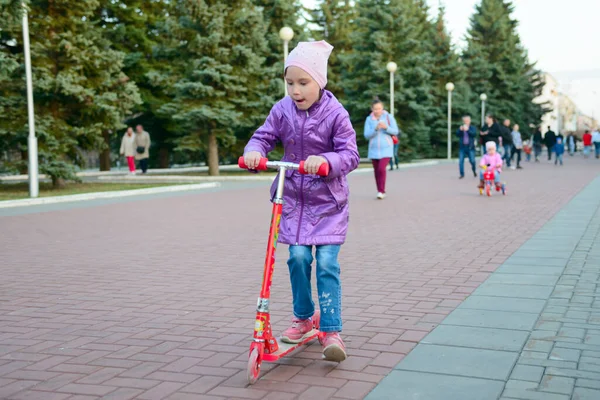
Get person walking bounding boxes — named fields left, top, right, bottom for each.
left=388, top=124, right=402, bottom=171
left=500, top=119, right=513, bottom=168
left=119, top=127, right=137, bottom=175
left=135, top=125, right=151, bottom=174
left=583, top=130, right=593, bottom=158
left=364, top=98, right=400, bottom=199
left=593, top=128, right=600, bottom=159
left=510, top=124, right=523, bottom=170
left=544, top=126, right=557, bottom=162
left=567, top=133, right=576, bottom=156
left=456, top=115, right=477, bottom=179
left=533, top=127, right=543, bottom=162
left=555, top=137, right=565, bottom=166
left=480, top=114, right=502, bottom=154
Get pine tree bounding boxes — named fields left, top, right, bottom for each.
left=428, top=4, right=474, bottom=157
left=1, top=1, right=29, bottom=173
left=463, top=0, right=545, bottom=137
left=158, top=0, right=271, bottom=175
left=96, top=0, right=172, bottom=170
left=308, top=0, right=356, bottom=99
left=0, top=0, right=141, bottom=186
left=341, top=0, right=437, bottom=159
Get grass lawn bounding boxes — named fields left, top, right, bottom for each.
left=0, top=182, right=186, bottom=201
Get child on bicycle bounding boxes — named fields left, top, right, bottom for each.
left=478, top=141, right=503, bottom=190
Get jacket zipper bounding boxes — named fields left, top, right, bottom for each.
left=295, top=110, right=309, bottom=245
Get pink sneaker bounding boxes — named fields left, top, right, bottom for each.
left=321, top=332, right=347, bottom=362
left=281, top=317, right=315, bottom=344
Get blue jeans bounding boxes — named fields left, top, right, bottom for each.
left=547, top=145, right=555, bottom=160
left=389, top=143, right=399, bottom=169
left=555, top=154, right=563, bottom=165
left=459, top=147, right=476, bottom=177
left=480, top=170, right=501, bottom=184
left=503, top=145, right=512, bottom=167
left=595, top=143, right=600, bottom=158
left=288, top=245, right=342, bottom=332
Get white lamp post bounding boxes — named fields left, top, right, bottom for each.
left=446, top=82, right=455, bottom=160
left=480, top=93, right=487, bottom=129
left=22, top=3, right=38, bottom=198
left=386, top=62, right=397, bottom=116
left=279, top=27, right=294, bottom=97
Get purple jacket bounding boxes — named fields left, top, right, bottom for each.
left=244, top=90, right=359, bottom=246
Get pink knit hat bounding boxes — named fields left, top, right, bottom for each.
left=284, top=40, right=334, bottom=89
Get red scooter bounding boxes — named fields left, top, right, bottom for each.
left=238, top=156, right=329, bottom=384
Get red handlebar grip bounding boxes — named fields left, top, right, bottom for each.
left=238, top=156, right=268, bottom=171
left=299, top=161, right=330, bottom=177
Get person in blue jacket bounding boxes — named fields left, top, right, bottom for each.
left=364, top=97, right=399, bottom=199
left=456, top=115, right=478, bottom=179
left=555, top=137, right=565, bottom=166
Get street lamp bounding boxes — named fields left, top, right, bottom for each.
left=279, top=27, right=294, bottom=97
left=386, top=62, right=397, bottom=116
left=480, top=93, right=487, bottom=129
left=446, top=82, right=455, bottom=160
left=22, top=3, right=38, bottom=198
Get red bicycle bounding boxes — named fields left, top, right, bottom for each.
left=479, top=165, right=506, bottom=197
left=238, top=156, right=329, bottom=384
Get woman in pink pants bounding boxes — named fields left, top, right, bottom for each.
left=364, top=98, right=400, bottom=199
left=120, top=127, right=137, bottom=175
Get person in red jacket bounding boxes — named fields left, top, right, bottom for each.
left=583, top=130, right=592, bottom=158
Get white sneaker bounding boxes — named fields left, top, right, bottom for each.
left=376, top=192, right=385, bottom=199
left=510, top=166, right=516, bottom=170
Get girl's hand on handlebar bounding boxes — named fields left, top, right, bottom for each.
left=243, top=151, right=262, bottom=170
left=304, top=155, right=328, bottom=175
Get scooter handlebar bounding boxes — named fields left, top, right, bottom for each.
left=299, top=160, right=330, bottom=177
left=238, top=156, right=329, bottom=177
left=238, top=156, right=268, bottom=171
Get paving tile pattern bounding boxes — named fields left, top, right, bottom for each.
left=368, top=170, right=600, bottom=400
left=1, top=157, right=599, bottom=399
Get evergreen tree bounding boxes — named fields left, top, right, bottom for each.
left=0, top=0, right=140, bottom=186
left=428, top=4, right=474, bottom=157
left=341, top=0, right=437, bottom=159
left=1, top=0, right=29, bottom=173
left=308, top=0, right=356, bottom=99
left=463, top=0, right=546, bottom=137
left=158, top=0, right=271, bottom=175
left=96, top=0, right=172, bottom=169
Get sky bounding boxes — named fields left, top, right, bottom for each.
left=300, top=0, right=600, bottom=119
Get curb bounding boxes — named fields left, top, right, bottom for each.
left=0, top=160, right=440, bottom=209
left=96, top=175, right=275, bottom=183
left=0, top=182, right=221, bottom=209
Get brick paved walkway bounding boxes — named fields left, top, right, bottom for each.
left=367, top=173, right=600, bottom=400
left=1, top=157, right=599, bottom=399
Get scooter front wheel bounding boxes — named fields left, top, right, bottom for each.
left=247, top=348, right=261, bottom=384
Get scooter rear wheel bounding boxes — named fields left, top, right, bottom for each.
left=486, top=184, right=491, bottom=197
left=247, top=348, right=261, bottom=384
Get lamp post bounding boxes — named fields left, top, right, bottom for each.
left=480, top=93, right=487, bottom=129
left=22, top=3, right=38, bottom=198
left=279, top=27, right=294, bottom=97
left=446, top=82, right=455, bottom=160
left=386, top=62, right=397, bottom=116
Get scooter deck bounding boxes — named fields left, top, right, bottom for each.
left=262, top=331, right=320, bottom=362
